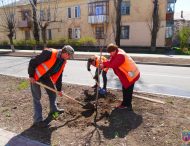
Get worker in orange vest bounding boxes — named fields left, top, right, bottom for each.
left=87, top=55, right=108, bottom=92
left=100, top=43, right=140, bottom=111
left=28, top=45, right=74, bottom=127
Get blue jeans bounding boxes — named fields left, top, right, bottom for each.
left=30, top=80, right=58, bottom=123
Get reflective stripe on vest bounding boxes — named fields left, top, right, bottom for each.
left=118, top=49, right=140, bottom=83
left=34, top=49, right=66, bottom=83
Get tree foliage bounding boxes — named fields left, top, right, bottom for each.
left=0, top=0, right=16, bottom=52
left=178, top=26, right=190, bottom=49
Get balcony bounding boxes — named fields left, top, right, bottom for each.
left=17, top=20, right=32, bottom=28
left=88, top=15, right=108, bottom=24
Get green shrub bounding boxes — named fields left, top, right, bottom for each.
left=172, top=47, right=190, bottom=55
left=78, top=37, right=96, bottom=46
left=47, top=40, right=59, bottom=46
left=25, top=40, right=36, bottom=46
left=0, top=40, right=9, bottom=45
left=178, top=27, right=190, bottom=49
left=58, top=38, right=67, bottom=45
left=17, top=80, right=29, bottom=90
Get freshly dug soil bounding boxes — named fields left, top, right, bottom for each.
left=0, top=74, right=190, bottom=146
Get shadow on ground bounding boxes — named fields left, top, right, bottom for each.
left=5, top=115, right=81, bottom=146
left=99, top=109, right=143, bottom=139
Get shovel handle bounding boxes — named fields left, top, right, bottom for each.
left=35, top=81, right=85, bottom=106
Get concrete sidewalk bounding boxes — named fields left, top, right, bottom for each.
left=1, top=49, right=190, bottom=67
left=0, top=128, right=49, bottom=146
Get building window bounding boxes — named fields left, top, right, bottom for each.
left=68, top=7, right=71, bottom=18
left=21, top=10, right=31, bottom=20
left=121, top=26, right=129, bottom=39
left=74, top=28, right=80, bottom=39
left=167, top=0, right=176, bottom=13
left=68, top=28, right=72, bottom=39
left=47, top=9, right=51, bottom=21
left=88, top=1, right=108, bottom=16
left=25, top=30, right=30, bottom=40
left=68, top=6, right=81, bottom=18
left=166, top=27, right=173, bottom=38
left=47, top=29, right=52, bottom=40
left=95, top=26, right=104, bottom=39
left=40, top=10, right=46, bottom=21
left=75, top=6, right=80, bottom=18
left=68, top=28, right=81, bottom=39
left=121, top=1, right=130, bottom=15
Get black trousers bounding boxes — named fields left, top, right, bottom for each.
left=122, top=83, right=135, bottom=107
left=94, top=68, right=107, bottom=89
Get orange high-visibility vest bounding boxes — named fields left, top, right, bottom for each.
left=34, top=48, right=66, bottom=84
left=94, top=55, right=109, bottom=72
left=118, top=49, right=140, bottom=83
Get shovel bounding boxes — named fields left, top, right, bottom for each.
left=35, top=81, right=95, bottom=109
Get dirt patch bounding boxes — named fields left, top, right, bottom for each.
left=0, top=74, right=190, bottom=146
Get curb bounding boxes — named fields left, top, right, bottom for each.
left=1, top=50, right=190, bottom=67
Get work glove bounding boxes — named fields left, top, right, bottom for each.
left=58, top=91, right=63, bottom=97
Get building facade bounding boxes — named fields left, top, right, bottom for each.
left=0, top=0, right=177, bottom=47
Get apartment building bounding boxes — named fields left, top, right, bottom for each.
left=0, top=0, right=177, bottom=47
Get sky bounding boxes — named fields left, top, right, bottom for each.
left=175, top=0, right=190, bottom=12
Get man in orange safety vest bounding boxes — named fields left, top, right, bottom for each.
left=28, top=45, right=74, bottom=127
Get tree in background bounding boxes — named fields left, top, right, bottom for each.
left=29, top=0, right=40, bottom=47
left=114, top=0, right=122, bottom=47
left=0, top=0, right=16, bottom=52
left=150, top=0, right=160, bottom=52
left=178, top=27, right=190, bottom=52
left=29, top=0, right=60, bottom=48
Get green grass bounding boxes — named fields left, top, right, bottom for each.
left=17, top=80, right=29, bottom=90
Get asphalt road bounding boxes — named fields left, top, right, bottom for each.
left=0, top=56, right=190, bottom=98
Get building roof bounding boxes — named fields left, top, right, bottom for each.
left=174, top=11, right=190, bottom=21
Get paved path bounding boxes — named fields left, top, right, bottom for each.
left=0, top=128, right=49, bottom=146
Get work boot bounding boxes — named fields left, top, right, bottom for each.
left=48, top=108, right=64, bottom=119
left=115, top=104, right=133, bottom=111
left=55, top=108, right=64, bottom=114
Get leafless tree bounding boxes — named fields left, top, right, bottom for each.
left=150, top=0, right=160, bottom=52
left=29, top=0, right=40, bottom=46
left=29, top=0, right=60, bottom=48
left=0, top=0, right=16, bottom=52
left=114, top=0, right=122, bottom=47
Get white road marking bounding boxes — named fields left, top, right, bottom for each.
left=143, top=73, right=190, bottom=79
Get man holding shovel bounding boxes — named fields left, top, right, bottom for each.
left=28, top=45, right=74, bottom=127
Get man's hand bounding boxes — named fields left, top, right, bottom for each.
left=58, top=91, right=63, bottom=97
left=29, top=77, right=36, bottom=84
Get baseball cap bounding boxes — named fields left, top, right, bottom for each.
left=62, top=45, right=74, bottom=58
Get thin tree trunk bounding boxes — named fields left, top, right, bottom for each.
left=151, top=0, right=159, bottom=52
left=31, top=0, right=40, bottom=46
left=8, top=31, right=15, bottom=52
left=42, top=27, right=47, bottom=48
left=115, top=0, right=122, bottom=47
